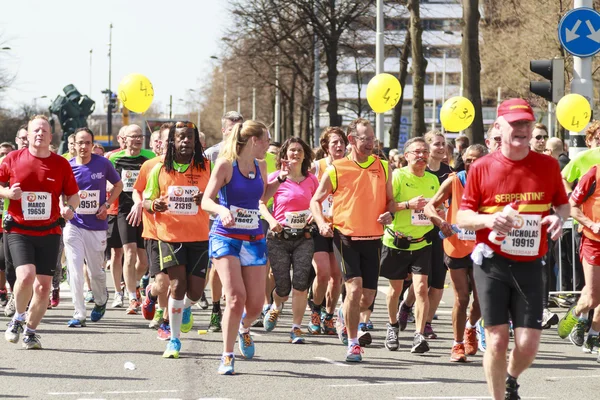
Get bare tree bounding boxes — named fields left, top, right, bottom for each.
left=390, top=30, right=411, bottom=149
left=408, top=0, right=426, bottom=137
left=462, top=0, right=484, bottom=143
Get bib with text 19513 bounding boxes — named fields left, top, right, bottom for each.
left=167, top=186, right=198, bottom=215
left=500, top=214, right=541, bottom=257
left=121, top=170, right=140, bottom=193
left=230, top=205, right=260, bottom=230
left=284, top=210, right=311, bottom=229
left=76, top=190, right=100, bottom=215
left=21, top=191, right=51, bottom=221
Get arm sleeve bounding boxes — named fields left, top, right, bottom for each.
left=459, top=163, right=481, bottom=212
left=571, top=166, right=597, bottom=205
left=143, top=163, right=162, bottom=201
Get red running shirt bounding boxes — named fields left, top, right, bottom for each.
left=460, top=150, right=568, bottom=262
left=0, top=149, right=79, bottom=236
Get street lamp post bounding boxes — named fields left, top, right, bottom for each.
left=188, top=89, right=202, bottom=131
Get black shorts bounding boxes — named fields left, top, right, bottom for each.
left=380, top=244, right=432, bottom=280
left=107, top=215, right=122, bottom=249
left=332, top=230, right=381, bottom=291
left=146, top=239, right=163, bottom=277
left=260, top=218, right=269, bottom=236
left=313, top=231, right=334, bottom=253
left=0, top=234, right=5, bottom=271
left=5, top=233, right=61, bottom=276
left=428, top=228, right=447, bottom=289
left=445, top=253, right=473, bottom=270
left=159, top=241, right=209, bottom=279
left=473, top=254, right=544, bottom=330
left=117, top=212, right=144, bottom=248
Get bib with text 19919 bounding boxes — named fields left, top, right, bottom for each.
left=500, top=214, right=541, bottom=256
left=21, top=191, right=51, bottom=221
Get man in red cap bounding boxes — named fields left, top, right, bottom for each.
left=457, top=98, right=570, bottom=400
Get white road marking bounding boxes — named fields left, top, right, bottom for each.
left=545, top=374, right=600, bottom=380
left=49, top=390, right=181, bottom=396
left=314, top=356, right=350, bottom=367
left=48, top=392, right=94, bottom=396
left=329, top=381, right=439, bottom=388
left=396, top=397, right=547, bottom=400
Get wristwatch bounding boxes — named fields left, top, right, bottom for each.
left=104, top=202, right=110, bottom=209
left=67, top=204, right=75, bottom=212
left=277, top=175, right=287, bottom=183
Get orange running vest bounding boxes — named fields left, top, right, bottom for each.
left=443, top=173, right=475, bottom=258
left=581, top=167, right=600, bottom=242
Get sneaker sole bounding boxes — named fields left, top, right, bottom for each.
left=218, top=369, right=235, bottom=375
left=162, top=353, right=180, bottom=359
left=345, top=356, right=362, bottom=363
left=450, top=356, right=467, bottom=362
left=385, top=343, right=399, bottom=351
left=358, top=332, right=372, bottom=347
left=307, top=326, right=321, bottom=335
left=411, top=342, right=430, bottom=354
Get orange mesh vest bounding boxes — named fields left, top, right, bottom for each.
left=443, top=173, right=475, bottom=258
left=332, top=156, right=386, bottom=237
left=581, top=167, right=600, bottom=242
left=154, top=160, right=211, bottom=242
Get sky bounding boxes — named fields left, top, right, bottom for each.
left=0, top=0, right=230, bottom=115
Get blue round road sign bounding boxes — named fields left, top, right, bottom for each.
left=559, top=7, right=600, bottom=57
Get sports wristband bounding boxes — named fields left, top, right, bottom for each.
left=405, top=201, right=410, bottom=210
left=67, top=204, right=75, bottom=212
left=104, top=202, right=110, bottom=209
left=277, top=175, right=287, bottom=183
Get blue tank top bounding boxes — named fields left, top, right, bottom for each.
left=213, top=160, right=264, bottom=237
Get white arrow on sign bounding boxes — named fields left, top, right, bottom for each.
left=566, top=19, right=582, bottom=42
left=586, top=20, right=600, bottom=43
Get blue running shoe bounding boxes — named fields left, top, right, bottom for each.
left=263, top=308, right=280, bottom=332
left=358, top=322, right=367, bottom=331
left=476, top=319, right=486, bottom=352
left=181, top=306, right=193, bottom=333
left=366, top=320, right=374, bottom=330
left=346, top=344, right=363, bottom=362
left=289, top=327, right=305, bottom=344
left=162, top=337, right=181, bottom=358
left=218, top=354, right=235, bottom=375
left=307, top=311, right=321, bottom=334
left=238, top=331, right=255, bottom=359
left=90, top=302, right=106, bottom=322
left=67, top=318, right=86, bottom=327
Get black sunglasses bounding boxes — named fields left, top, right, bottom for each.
left=535, top=135, right=549, bottom=141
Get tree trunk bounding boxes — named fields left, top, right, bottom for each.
left=462, top=0, right=484, bottom=144
left=325, top=42, right=343, bottom=126
left=390, top=30, right=411, bottom=150
left=409, top=0, right=427, bottom=137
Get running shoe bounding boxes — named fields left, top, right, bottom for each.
left=505, top=377, right=520, bottom=400
left=558, top=305, right=579, bottom=339
left=22, top=333, right=42, bottom=350
left=289, top=327, right=305, bottom=344
left=50, top=288, right=60, bottom=308
left=0, top=289, right=8, bottom=307
left=181, top=306, right=193, bottom=333
left=218, top=354, right=235, bottom=375
left=162, top=337, right=181, bottom=359
left=450, top=343, right=467, bottom=362
left=141, top=284, right=156, bottom=320
left=407, top=308, right=416, bottom=323
left=509, top=320, right=514, bottom=338
left=424, top=322, right=438, bottom=339
left=345, top=344, right=363, bottom=362
left=67, top=318, right=86, bottom=327
left=541, top=308, right=559, bottom=329
left=4, top=294, right=15, bottom=317
left=569, top=320, right=586, bottom=347
left=90, top=303, right=106, bottom=322
left=336, top=307, right=348, bottom=345
left=157, top=322, right=171, bottom=341
left=307, top=310, right=322, bottom=334
left=135, top=286, right=142, bottom=301
left=84, top=290, right=94, bottom=303
left=366, top=320, right=374, bottom=330
left=251, top=312, right=265, bottom=328
left=358, top=322, right=367, bottom=331
left=150, top=308, right=164, bottom=329
left=582, top=334, right=600, bottom=353
left=126, top=299, right=141, bottom=315
left=411, top=332, right=430, bottom=354
left=5, top=319, right=24, bottom=343
left=322, top=314, right=336, bottom=335
left=358, top=327, right=372, bottom=347
left=385, top=323, right=399, bottom=351
left=111, top=292, right=124, bottom=308
left=263, top=308, right=280, bottom=332
left=464, top=327, right=478, bottom=356
left=140, top=274, right=150, bottom=292
left=397, top=301, right=410, bottom=331
left=238, top=331, right=255, bottom=359
left=199, top=291, right=209, bottom=310
left=475, top=319, right=486, bottom=352
left=208, top=311, right=222, bottom=333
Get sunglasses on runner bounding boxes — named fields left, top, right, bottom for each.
left=534, top=135, right=549, bottom=140
left=175, top=121, right=196, bottom=129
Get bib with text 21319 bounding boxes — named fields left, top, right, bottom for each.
left=167, top=186, right=198, bottom=215
left=284, top=210, right=311, bottom=229
left=21, top=191, right=51, bottom=221
left=230, top=205, right=259, bottom=230
left=500, top=214, right=541, bottom=257
left=458, top=228, right=476, bottom=241
left=121, top=170, right=140, bottom=193
left=76, top=190, right=100, bottom=215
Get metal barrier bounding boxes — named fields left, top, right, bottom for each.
left=549, top=218, right=581, bottom=295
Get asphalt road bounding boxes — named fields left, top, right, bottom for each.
left=1, top=274, right=599, bottom=400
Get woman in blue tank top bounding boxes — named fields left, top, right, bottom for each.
left=202, top=120, right=288, bottom=375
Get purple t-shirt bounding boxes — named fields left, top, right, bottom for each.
left=69, top=154, right=121, bottom=231
left=268, top=171, right=318, bottom=228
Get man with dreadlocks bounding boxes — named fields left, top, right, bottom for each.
left=143, top=121, right=211, bottom=359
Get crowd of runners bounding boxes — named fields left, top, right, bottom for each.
left=1, top=98, right=600, bottom=399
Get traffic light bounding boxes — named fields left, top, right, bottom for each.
left=530, top=58, right=565, bottom=103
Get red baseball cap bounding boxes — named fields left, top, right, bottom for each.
left=497, top=98, right=535, bottom=123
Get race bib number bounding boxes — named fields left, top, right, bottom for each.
left=458, top=228, right=476, bottom=241
left=411, top=199, right=432, bottom=226
left=500, top=214, right=541, bottom=256
left=76, top=190, right=100, bottom=215
left=21, top=192, right=51, bottom=221
left=230, top=205, right=259, bottom=230
left=284, top=210, right=311, bottom=229
left=121, top=170, right=140, bottom=193
left=322, top=194, right=333, bottom=218
left=167, top=186, right=198, bottom=215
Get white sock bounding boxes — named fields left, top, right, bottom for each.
left=238, top=325, right=249, bottom=334
left=292, top=324, right=301, bottom=330
left=129, top=291, right=138, bottom=301
left=454, top=340, right=464, bottom=345
left=348, top=337, right=359, bottom=347
left=183, top=295, right=194, bottom=308
left=14, top=312, right=26, bottom=322
left=466, top=320, right=475, bottom=329
left=169, top=297, right=185, bottom=339
left=271, top=302, right=283, bottom=311
left=588, top=328, right=599, bottom=336
left=222, top=352, right=234, bottom=358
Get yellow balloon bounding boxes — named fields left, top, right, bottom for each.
left=366, top=73, right=402, bottom=113
left=440, top=96, right=475, bottom=132
left=556, top=94, right=591, bottom=131
left=118, top=73, right=154, bottom=113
